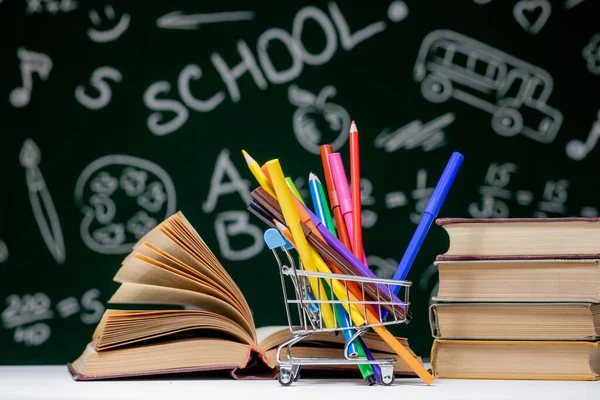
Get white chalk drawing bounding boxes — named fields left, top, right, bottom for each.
left=328, top=2, right=387, bottom=51
left=75, top=66, right=122, bottom=110
left=202, top=149, right=251, bottom=214
left=468, top=162, right=518, bottom=218
left=0, top=240, right=7, bottom=263
left=289, top=85, right=350, bottom=154
left=582, top=34, right=600, bottom=76
left=580, top=206, right=598, bottom=217
left=362, top=210, right=378, bottom=229
left=375, top=113, right=454, bottom=153
left=473, top=0, right=494, bottom=4
left=75, top=155, right=176, bottom=254
left=385, top=192, right=408, bottom=209
left=361, top=178, right=376, bottom=206
left=79, top=288, right=104, bottom=324
left=87, top=5, right=130, bottom=43
left=157, top=10, right=255, bottom=30
left=14, top=323, right=51, bottom=347
left=9, top=48, right=53, bottom=108
left=513, top=1, right=551, bottom=35
left=515, top=190, right=534, bottom=206
left=535, top=179, right=569, bottom=216
left=566, top=110, right=600, bottom=160
left=2, top=293, right=53, bottom=330
left=367, top=256, right=397, bottom=279
left=144, top=3, right=395, bottom=137
left=26, top=0, right=77, bottom=14
left=214, top=211, right=264, bottom=261
left=20, top=139, right=66, bottom=264
left=55, top=297, right=80, bottom=319
left=415, top=30, right=562, bottom=144
left=387, top=1, right=408, bottom=23
left=410, top=169, right=434, bottom=224
left=563, top=0, right=587, bottom=9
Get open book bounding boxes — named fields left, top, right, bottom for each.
left=69, top=212, right=422, bottom=380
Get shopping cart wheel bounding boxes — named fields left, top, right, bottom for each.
left=380, top=365, right=395, bottom=386
left=292, top=366, right=301, bottom=382
left=278, top=367, right=294, bottom=386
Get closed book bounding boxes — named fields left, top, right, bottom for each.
left=434, top=258, right=600, bottom=302
left=430, top=303, right=600, bottom=340
left=431, top=340, right=600, bottom=380
left=436, top=217, right=600, bottom=259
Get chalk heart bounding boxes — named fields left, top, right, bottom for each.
left=513, top=0, right=551, bottom=35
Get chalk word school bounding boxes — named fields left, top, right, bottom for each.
left=143, top=3, right=395, bottom=136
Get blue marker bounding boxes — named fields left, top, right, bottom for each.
left=392, top=152, right=464, bottom=291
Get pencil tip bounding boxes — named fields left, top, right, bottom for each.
left=350, top=121, right=357, bottom=133
left=309, top=172, right=315, bottom=180
left=242, top=150, right=254, bottom=164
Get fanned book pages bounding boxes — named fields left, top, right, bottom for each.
left=436, top=218, right=600, bottom=259
left=68, top=212, right=422, bottom=380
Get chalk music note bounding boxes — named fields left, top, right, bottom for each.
left=20, top=139, right=66, bottom=264
left=565, top=111, right=600, bottom=161
left=9, top=48, right=53, bottom=108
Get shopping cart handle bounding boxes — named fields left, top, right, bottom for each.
left=263, top=228, right=293, bottom=250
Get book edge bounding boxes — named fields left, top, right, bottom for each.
left=436, top=217, right=600, bottom=226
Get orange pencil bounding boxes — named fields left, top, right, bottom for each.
left=349, top=121, right=363, bottom=260
left=319, top=145, right=352, bottom=249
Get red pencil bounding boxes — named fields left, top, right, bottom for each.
left=319, top=144, right=352, bottom=249
left=349, top=121, right=363, bottom=260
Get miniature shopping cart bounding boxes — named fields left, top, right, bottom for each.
left=263, top=229, right=412, bottom=387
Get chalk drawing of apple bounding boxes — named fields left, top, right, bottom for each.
left=289, top=84, right=351, bottom=154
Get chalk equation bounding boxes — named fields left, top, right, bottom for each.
left=20, top=139, right=66, bottom=264
left=144, top=1, right=409, bottom=136
left=75, top=155, right=176, bottom=254
left=289, top=85, right=350, bottom=155
left=414, top=30, right=563, bottom=144
left=1, top=289, right=103, bottom=347
left=513, top=0, right=551, bottom=36
left=9, top=48, right=52, bottom=108
left=87, top=5, right=130, bottom=43
left=468, top=161, right=596, bottom=218
left=375, top=113, right=454, bottom=153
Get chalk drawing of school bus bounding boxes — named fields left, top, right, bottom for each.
left=414, top=30, right=563, bottom=143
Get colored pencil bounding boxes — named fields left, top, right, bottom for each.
left=319, top=145, right=352, bottom=248
left=349, top=121, right=363, bottom=261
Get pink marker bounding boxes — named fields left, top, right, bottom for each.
left=328, top=152, right=368, bottom=265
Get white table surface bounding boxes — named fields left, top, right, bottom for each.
left=0, top=366, right=597, bottom=400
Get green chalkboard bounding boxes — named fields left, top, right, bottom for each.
left=1, top=0, right=600, bottom=365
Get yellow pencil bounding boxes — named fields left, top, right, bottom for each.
left=265, top=159, right=335, bottom=329
left=242, top=150, right=276, bottom=197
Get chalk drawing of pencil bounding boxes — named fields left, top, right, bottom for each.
left=20, top=139, right=66, bottom=264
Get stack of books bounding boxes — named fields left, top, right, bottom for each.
left=429, top=218, right=600, bottom=381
